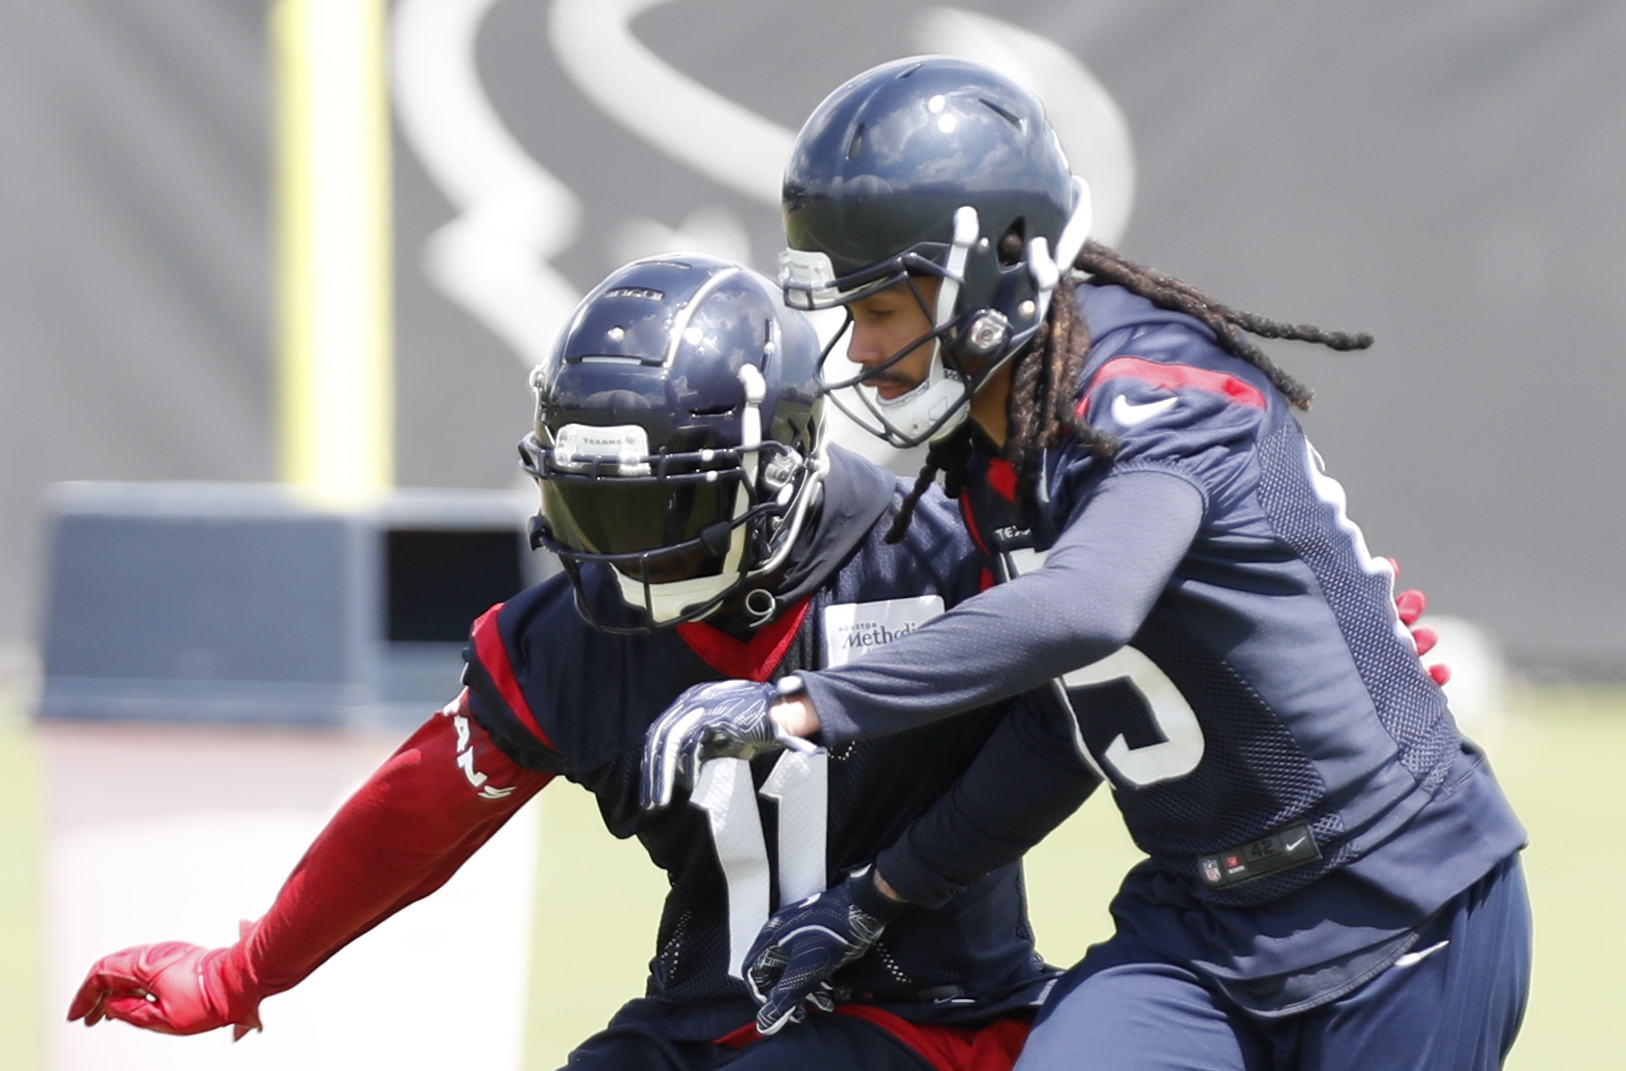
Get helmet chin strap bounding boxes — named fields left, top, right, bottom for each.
left=1056, top=175, right=1094, bottom=268
left=872, top=181, right=1095, bottom=448
left=1030, top=175, right=1094, bottom=326
left=753, top=445, right=827, bottom=578
left=871, top=372, right=969, bottom=444
left=861, top=206, right=981, bottom=445
left=738, top=363, right=765, bottom=488
left=933, top=206, right=979, bottom=327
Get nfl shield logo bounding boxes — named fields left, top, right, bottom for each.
left=1201, top=857, right=1222, bottom=884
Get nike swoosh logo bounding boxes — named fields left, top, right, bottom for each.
left=1284, top=836, right=1307, bottom=852
left=1394, top=939, right=1450, bottom=969
left=1110, top=394, right=1178, bottom=426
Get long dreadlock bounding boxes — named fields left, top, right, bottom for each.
left=885, top=239, right=1373, bottom=543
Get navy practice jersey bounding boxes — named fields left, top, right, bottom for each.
left=462, top=447, right=1083, bottom=1040
left=795, top=285, right=1526, bottom=1011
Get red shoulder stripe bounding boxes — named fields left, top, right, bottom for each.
left=470, top=603, right=554, bottom=750
left=1081, top=355, right=1267, bottom=413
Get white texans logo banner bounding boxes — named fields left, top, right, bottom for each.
left=390, top=0, right=1137, bottom=467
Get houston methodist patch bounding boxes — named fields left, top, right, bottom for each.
left=822, top=595, right=944, bottom=669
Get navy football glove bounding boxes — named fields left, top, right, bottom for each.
left=744, top=867, right=908, bottom=1035
left=641, top=679, right=816, bottom=811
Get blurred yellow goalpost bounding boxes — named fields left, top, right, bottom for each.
left=272, top=0, right=394, bottom=504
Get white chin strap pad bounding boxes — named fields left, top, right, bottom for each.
left=615, top=501, right=749, bottom=625
left=616, top=568, right=736, bottom=625
left=871, top=374, right=968, bottom=443
left=860, top=206, right=979, bottom=444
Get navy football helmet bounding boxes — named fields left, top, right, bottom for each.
left=780, top=56, right=1094, bottom=446
left=521, top=255, right=826, bottom=632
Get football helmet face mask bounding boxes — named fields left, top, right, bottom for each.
left=521, top=255, right=825, bottom=633
left=780, top=55, right=1094, bottom=447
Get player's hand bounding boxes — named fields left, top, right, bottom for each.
left=67, top=935, right=265, bottom=1039
left=641, top=679, right=817, bottom=811
left=1389, top=560, right=1451, bottom=686
left=744, top=867, right=907, bottom=1035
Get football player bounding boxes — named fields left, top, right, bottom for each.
left=642, top=58, right=1531, bottom=1071
left=68, top=254, right=1097, bottom=1071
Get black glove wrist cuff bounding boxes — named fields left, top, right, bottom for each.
left=846, top=867, right=909, bottom=924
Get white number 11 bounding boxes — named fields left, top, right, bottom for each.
left=690, top=750, right=830, bottom=977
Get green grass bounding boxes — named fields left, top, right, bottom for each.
left=523, top=785, right=669, bottom=1068
left=1486, top=687, right=1626, bottom=1071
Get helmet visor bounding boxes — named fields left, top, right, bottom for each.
left=540, top=471, right=742, bottom=578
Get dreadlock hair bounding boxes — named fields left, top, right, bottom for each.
left=885, top=239, right=1374, bottom=543
left=882, top=423, right=975, bottom=544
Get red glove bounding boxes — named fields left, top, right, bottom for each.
left=68, top=927, right=264, bottom=1039
left=1389, top=560, right=1450, bottom=686
left=67, top=693, right=551, bottom=1037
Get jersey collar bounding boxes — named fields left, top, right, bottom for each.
left=676, top=595, right=813, bottom=682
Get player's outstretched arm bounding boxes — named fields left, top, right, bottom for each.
left=67, top=694, right=550, bottom=1037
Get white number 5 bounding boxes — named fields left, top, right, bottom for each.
left=1006, top=547, right=1205, bottom=789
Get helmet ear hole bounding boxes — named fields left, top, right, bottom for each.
left=998, top=220, right=1026, bottom=266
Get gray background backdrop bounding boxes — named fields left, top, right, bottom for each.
left=3, top=0, right=1621, bottom=678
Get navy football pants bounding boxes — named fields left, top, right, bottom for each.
left=1013, top=855, right=1530, bottom=1071
left=560, top=1007, right=939, bottom=1071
